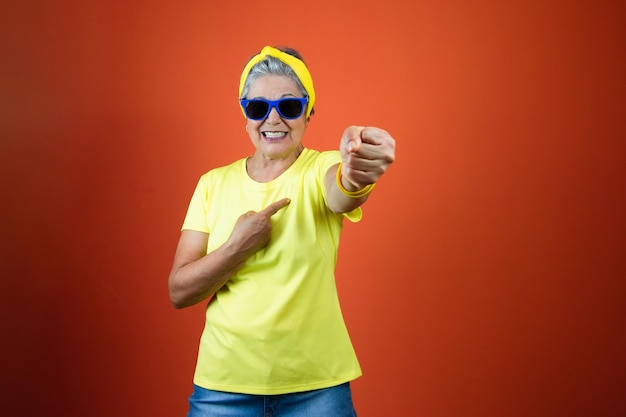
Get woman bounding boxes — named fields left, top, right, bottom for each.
left=169, top=45, right=395, bottom=416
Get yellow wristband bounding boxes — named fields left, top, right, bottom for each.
left=335, top=163, right=375, bottom=198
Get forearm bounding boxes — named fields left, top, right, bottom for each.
left=168, top=241, right=249, bottom=309
left=325, top=163, right=371, bottom=213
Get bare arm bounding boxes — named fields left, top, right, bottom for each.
left=168, top=198, right=291, bottom=309
left=326, top=126, right=396, bottom=213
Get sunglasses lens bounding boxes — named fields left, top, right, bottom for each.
left=278, top=99, right=304, bottom=118
left=245, top=101, right=270, bottom=119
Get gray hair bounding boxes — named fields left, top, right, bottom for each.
left=240, top=56, right=308, bottom=100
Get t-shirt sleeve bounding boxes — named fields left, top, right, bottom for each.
left=181, top=176, right=211, bottom=233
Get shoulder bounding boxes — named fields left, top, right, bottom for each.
left=299, top=148, right=340, bottom=169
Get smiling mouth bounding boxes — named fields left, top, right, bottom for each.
left=263, top=131, right=287, bottom=140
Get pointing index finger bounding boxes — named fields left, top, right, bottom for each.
left=260, top=198, right=291, bottom=217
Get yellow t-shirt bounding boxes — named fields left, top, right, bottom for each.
left=181, top=148, right=363, bottom=395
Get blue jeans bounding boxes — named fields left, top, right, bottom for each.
left=187, top=383, right=358, bottom=417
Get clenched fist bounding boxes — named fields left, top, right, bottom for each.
left=339, top=126, right=396, bottom=190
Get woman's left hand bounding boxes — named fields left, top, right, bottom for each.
left=339, top=126, right=396, bottom=190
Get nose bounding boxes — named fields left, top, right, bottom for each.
left=265, top=104, right=282, bottom=122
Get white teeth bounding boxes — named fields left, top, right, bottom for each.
left=264, top=132, right=286, bottom=138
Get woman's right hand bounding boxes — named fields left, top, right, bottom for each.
left=168, top=198, right=290, bottom=308
left=226, top=198, right=291, bottom=257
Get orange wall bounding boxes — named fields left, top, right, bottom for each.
left=1, top=1, right=625, bottom=416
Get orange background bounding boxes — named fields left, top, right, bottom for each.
left=1, top=1, right=625, bottom=416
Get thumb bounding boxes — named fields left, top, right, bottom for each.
left=343, top=126, right=363, bottom=153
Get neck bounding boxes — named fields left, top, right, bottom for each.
left=246, top=147, right=304, bottom=182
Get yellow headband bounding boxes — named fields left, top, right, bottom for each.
left=238, top=46, right=316, bottom=118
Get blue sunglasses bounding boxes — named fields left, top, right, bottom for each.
left=240, top=97, right=308, bottom=120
